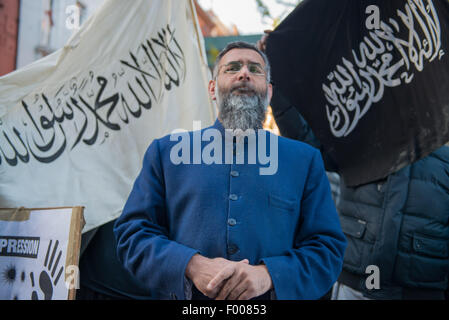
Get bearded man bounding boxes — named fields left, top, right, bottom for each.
left=113, top=42, right=346, bottom=300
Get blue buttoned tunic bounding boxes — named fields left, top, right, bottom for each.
left=114, top=119, right=346, bottom=300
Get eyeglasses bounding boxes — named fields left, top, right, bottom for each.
left=219, top=61, right=266, bottom=76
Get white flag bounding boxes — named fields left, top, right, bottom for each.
left=0, top=0, right=216, bottom=232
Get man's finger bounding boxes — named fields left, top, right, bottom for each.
left=229, top=283, right=249, bottom=300
left=236, top=289, right=251, bottom=300
left=207, top=265, right=235, bottom=291
left=215, top=271, right=241, bottom=300
left=216, top=260, right=249, bottom=300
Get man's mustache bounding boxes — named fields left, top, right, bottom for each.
left=230, top=83, right=256, bottom=94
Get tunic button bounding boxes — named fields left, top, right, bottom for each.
left=229, top=194, right=238, bottom=201
left=228, top=218, right=237, bottom=226
left=227, top=244, right=239, bottom=255
left=230, top=171, right=239, bottom=177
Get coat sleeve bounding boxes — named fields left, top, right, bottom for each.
left=113, top=139, right=198, bottom=299
left=260, top=149, right=347, bottom=299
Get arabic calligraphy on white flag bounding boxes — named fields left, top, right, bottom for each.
left=0, top=0, right=216, bottom=232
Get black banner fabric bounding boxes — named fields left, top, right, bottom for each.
left=266, top=0, right=449, bottom=186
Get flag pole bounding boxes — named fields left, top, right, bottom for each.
left=187, top=0, right=217, bottom=122
left=188, top=0, right=207, bottom=63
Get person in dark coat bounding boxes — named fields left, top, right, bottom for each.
left=269, top=84, right=449, bottom=300
left=332, top=142, right=449, bottom=300
left=258, top=29, right=449, bottom=300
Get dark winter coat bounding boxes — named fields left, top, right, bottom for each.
left=338, top=145, right=449, bottom=299
left=271, top=88, right=449, bottom=299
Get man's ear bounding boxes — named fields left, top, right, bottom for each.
left=208, top=79, right=217, bottom=101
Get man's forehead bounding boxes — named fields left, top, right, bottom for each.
left=220, top=48, right=265, bottom=66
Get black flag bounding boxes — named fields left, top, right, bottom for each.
left=266, top=0, right=449, bottom=186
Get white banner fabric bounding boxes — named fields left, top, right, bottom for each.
left=0, top=0, right=216, bottom=232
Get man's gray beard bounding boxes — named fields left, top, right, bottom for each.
left=217, top=86, right=268, bottom=131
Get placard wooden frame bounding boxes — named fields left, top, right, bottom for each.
left=0, top=206, right=85, bottom=300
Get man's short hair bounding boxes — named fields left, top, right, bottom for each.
left=212, top=41, right=271, bottom=83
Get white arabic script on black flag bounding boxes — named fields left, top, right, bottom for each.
left=324, top=0, right=444, bottom=138
left=266, top=0, right=449, bottom=186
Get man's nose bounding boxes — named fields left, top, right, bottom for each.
left=237, top=65, right=251, bottom=81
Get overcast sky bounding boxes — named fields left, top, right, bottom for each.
left=197, top=0, right=297, bottom=35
